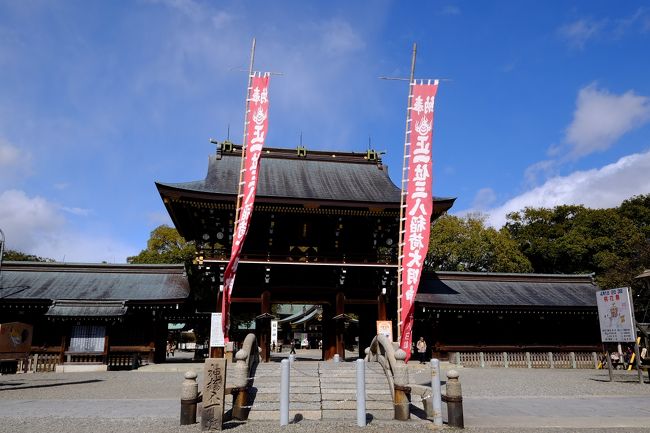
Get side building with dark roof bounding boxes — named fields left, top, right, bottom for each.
left=0, top=262, right=190, bottom=371
left=415, top=272, right=601, bottom=360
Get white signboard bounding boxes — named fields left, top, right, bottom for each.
left=210, top=313, right=225, bottom=347
left=271, top=320, right=278, bottom=345
left=596, top=287, right=637, bottom=343
left=376, top=320, right=393, bottom=342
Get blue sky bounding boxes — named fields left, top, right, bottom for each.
left=1, top=0, right=649, bottom=263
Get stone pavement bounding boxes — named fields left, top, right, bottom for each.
left=2, top=358, right=650, bottom=431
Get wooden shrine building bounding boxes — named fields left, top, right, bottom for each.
left=0, top=262, right=190, bottom=370
left=157, top=144, right=455, bottom=360
left=415, top=271, right=601, bottom=357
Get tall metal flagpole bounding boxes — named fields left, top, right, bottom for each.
left=234, top=38, right=257, bottom=233
left=220, top=38, right=256, bottom=348
left=396, top=43, right=417, bottom=343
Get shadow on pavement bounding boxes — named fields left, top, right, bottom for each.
left=0, top=379, right=103, bottom=391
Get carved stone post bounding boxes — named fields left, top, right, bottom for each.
left=201, top=358, right=227, bottom=431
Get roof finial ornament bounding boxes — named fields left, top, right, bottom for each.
left=297, top=131, right=307, bottom=157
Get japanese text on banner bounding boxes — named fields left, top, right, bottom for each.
left=399, top=81, right=438, bottom=361
left=222, top=74, right=270, bottom=339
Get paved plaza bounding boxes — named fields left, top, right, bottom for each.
left=1, top=355, right=650, bottom=433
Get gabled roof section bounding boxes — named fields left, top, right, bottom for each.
left=156, top=146, right=456, bottom=208
left=0, top=262, right=190, bottom=302
left=416, top=271, right=598, bottom=309
left=45, top=300, right=128, bottom=317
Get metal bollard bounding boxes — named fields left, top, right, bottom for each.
left=289, top=354, right=295, bottom=363
left=430, top=359, right=443, bottom=426
left=445, top=370, right=464, bottom=429
left=280, top=359, right=290, bottom=426
left=180, top=370, right=198, bottom=425
left=356, top=359, right=366, bottom=426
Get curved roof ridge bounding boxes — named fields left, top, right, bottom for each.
left=157, top=147, right=456, bottom=207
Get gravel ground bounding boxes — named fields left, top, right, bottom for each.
left=1, top=364, right=649, bottom=433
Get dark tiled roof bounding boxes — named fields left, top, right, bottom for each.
left=157, top=148, right=455, bottom=206
left=416, top=271, right=598, bottom=308
left=0, top=262, right=190, bottom=302
left=46, top=300, right=128, bottom=317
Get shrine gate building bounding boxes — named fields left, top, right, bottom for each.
left=156, top=144, right=455, bottom=361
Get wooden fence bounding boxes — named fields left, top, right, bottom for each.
left=452, top=351, right=599, bottom=369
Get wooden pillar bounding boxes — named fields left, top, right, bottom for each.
left=335, top=291, right=345, bottom=359
left=323, top=303, right=336, bottom=360
left=258, top=291, right=272, bottom=362
left=378, top=294, right=387, bottom=321
left=153, top=311, right=167, bottom=364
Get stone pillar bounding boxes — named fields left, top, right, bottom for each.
left=393, top=349, right=410, bottom=420
left=201, top=358, right=227, bottom=431
left=180, top=371, right=198, bottom=425
left=445, top=370, right=464, bottom=428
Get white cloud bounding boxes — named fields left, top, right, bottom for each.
left=147, top=211, right=173, bottom=226
left=471, top=187, right=497, bottom=210
left=145, top=0, right=203, bottom=21
left=0, top=138, right=31, bottom=182
left=481, top=150, right=650, bottom=227
left=440, top=5, right=461, bottom=16
left=0, top=189, right=136, bottom=262
left=61, top=206, right=92, bottom=217
left=0, top=189, right=65, bottom=253
left=558, top=18, right=605, bottom=49
left=0, top=139, right=19, bottom=166
left=524, top=159, right=558, bottom=186
left=53, top=182, right=69, bottom=190
left=318, top=19, right=365, bottom=56
left=565, top=84, right=650, bottom=158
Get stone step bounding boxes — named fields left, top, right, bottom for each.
left=247, top=410, right=321, bottom=421
left=321, top=409, right=394, bottom=420
left=240, top=360, right=394, bottom=422
left=321, top=401, right=393, bottom=410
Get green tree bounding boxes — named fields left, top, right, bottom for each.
left=505, top=204, right=647, bottom=289
left=127, top=225, right=196, bottom=264
left=2, top=249, right=54, bottom=262
left=619, top=194, right=650, bottom=240
left=426, top=214, right=532, bottom=273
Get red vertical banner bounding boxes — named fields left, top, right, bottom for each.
left=399, top=80, right=438, bottom=361
left=222, top=73, right=271, bottom=339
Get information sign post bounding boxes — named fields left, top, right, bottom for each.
left=596, top=287, right=642, bottom=383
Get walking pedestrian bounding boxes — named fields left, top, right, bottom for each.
left=416, top=337, right=427, bottom=364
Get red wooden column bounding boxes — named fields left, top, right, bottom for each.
left=378, top=294, right=387, bottom=321
left=334, top=291, right=346, bottom=359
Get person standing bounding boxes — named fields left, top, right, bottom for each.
left=416, top=337, right=427, bottom=364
